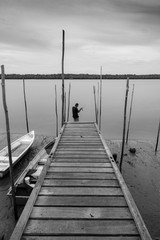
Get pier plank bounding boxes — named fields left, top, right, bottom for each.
left=47, top=167, right=114, bottom=173
left=53, top=158, right=110, bottom=162
left=39, top=186, right=123, bottom=195
left=22, top=237, right=141, bottom=240
left=45, top=172, right=117, bottom=179
left=35, top=195, right=127, bottom=207
left=42, top=179, right=119, bottom=187
left=49, top=162, right=112, bottom=167
left=24, top=219, right=139, bottom=235
left=30, top=206, right=132, bottom=219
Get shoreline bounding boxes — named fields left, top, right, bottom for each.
left=0, top=134, right=160, bottom=239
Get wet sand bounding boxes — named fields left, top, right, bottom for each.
left=0, top=135, right=160, bottom=239
left=107, top=139, right=160, bottom=240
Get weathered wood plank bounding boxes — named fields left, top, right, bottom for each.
left=42, top=179, right=119, bottom=187
left=62, top=135, right=99, bottom=141
left=22, top=236, right=141, bottom=240
left=54, top=155, right=107, bottom=158
left=24, top=219, right=139, bottom=235
left=59, top=141, right=102, bottom=143
left=47, top=167, right=114, bottom=173
left=31, top=206, right=132, bottom=219
left=49, top=163, right=112, bottom=167
left=55, top=151, right=106, bottom=154
left=63, top=133, right=99, bottom=135
left=53, top=158, right=109, bottom=163
left=60, top=140, right=101, bottom=142
left=64, top=130, right=97, bottom=133
left=45, top=172, right=117, bottom=179
left=56, top=148, right=105, bottom=151
left=39, top=187, right=123, bottom=196
left=35, top=196, right=127, bottom=207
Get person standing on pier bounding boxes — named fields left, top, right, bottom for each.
left=72, top=103, right=83, bottom=122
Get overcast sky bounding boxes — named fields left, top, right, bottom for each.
left=0, top=0, right=160, bottom=74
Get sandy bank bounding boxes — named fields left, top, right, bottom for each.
left=107, top=139, right=160, bottom=239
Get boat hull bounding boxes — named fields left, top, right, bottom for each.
left=0, top=131, right=35, bottom=178
left=7, top=140, right=54, bottom=209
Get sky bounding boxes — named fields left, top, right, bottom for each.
left=0, top=0, right=160, bottom=74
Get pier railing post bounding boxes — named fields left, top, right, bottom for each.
left=55, top=85, right=58, bottom=137
left=99, top=66, right=102, bottom=131
left=61, top=29, right=65, bottom=126
left=119, top=77, right=129, bottom=172
left=126, top=84, right=135, bottom=144
left=67, top=83, right=71, bottom=122
left=155, top=119, right=160, bottom=152
left=1, top=65, right=18, bottom=219
left=93, top=85, right=98, bottom=124
left=23, top=79, right=29, bottom=133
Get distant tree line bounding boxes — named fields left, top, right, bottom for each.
left=1, top=73, right=160, bottom=79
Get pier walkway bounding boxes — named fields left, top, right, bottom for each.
left=10, top=122, right=151, bottom=240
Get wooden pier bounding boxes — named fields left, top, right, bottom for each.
left=10, top=122, right=151, bottom=240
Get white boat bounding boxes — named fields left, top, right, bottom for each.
left=0, top=131, right=35, bottom=178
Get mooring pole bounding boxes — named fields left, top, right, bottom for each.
left=23, top=79, right=29, bottom=133
left=1, top=65, right=18, bottom=219
left=126, top=84, right=135, bottom=144
left=119, top=77, right=130, bottom=172
left=61, top=29, right=65, bottom=126
left=93, top=85, right=98, bottom=124
left=55, top=85, right=58, bottom=137
left=64, top=91, right=66, bottom=123
left=99, top=66, right=102, bottom=131
left=67, top=83, right=71, bottom=122
left=155, top=119, right=160, bottom=153
left=97, top=82, right=99, bottom=126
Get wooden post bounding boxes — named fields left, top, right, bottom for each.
left=1, top=65, right=18, bottom=219
left=55, top=85, right=58, bottom=137
left=23, top=79, right=29, bottom=133
left=155, top=119, right=160, bottom=152
left=93, top=85, right=98, bottom=124
left=64, top=91, right=66, bottom=123
left=97, top=82, right=99, bottom=125
left=61, top=29, right=65, bottom=126
left=119, top=78, right=130, bottom=172
left=99, top=66, right=102, bottom=131
left=126, top=84, right=135, bottom=144
left=67, top=83, right=71, bottom=122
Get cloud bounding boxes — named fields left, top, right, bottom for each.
left=0, top=0, right=160, bottom=74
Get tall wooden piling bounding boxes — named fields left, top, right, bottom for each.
left=97, top=82, right=99, bottom=125
left=67, top=83, right=71, bottom=122
left=55, top=85, right=58, bottom=137
left=1, top=65, right=17, bottom=219
left=23, top=79, right=29, bottom=133
left=99, top=66, right=102, bottom=131
left=93, top=85, right=98, bottom=124
left=119, top=78, right=130, bottom=172
left=126, top=84, right=135, bottom=144
left=61, top=29, right=65, bottom=126
left=64, top=91, right=66, bottom=122
left=155, top=119, right=160, bottom=152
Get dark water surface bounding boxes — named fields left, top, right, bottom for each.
left=0, top=79, right=160, bottom=141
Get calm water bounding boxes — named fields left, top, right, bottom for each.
left=0, top=79, right=159, bottom=141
